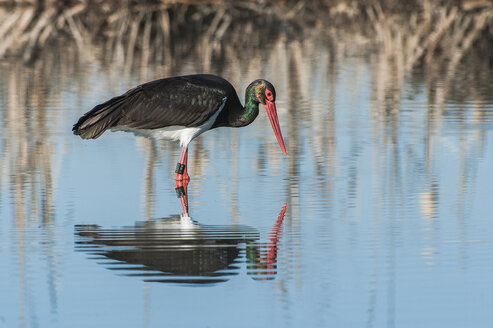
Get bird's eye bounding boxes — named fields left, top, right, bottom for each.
left=265, top=90, right=273, bottom=101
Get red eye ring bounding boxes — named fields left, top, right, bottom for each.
left=265, top=90, right=273, bottom=101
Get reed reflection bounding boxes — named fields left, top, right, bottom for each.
left=1, top=1, right=493, bottom=324
left=0, top=55, right=66, bottom=325
left=75, top=203, right=287, bottom=285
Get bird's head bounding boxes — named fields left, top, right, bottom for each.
left=248, top=80, right=287, bottom=156
left=253, top=80, right=276, bottom=105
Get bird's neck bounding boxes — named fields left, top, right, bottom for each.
left=234, top=87, right=259, bottom=127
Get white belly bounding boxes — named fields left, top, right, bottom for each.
left=114, top=124, right=204, bottom=146
left=112, top=97, right=227, bottom=146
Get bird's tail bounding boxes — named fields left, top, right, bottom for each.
left=72, top=95, right=126, bottom=139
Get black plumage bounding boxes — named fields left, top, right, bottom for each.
left=73, top=74, right=286, bottom=182
left=73, top=74, right=242, bottom=139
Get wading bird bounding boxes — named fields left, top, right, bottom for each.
left=73, top=74, right=287, bottom=182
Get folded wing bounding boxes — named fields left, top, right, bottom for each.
left=73, top=75, right=229, bottom=139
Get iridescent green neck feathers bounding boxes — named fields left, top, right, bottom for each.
left=235, top=80, right=270, bottom=127
left=235, top=86, right=258, bottom=126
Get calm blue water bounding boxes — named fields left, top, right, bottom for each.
left=2, top=22, right=493, bottom=328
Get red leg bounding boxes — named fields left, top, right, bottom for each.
left=175, top=179, right=189, bottom=216
left=175, top=145, right=190, bottom=181
left=183, top=148, right=189, bottom=179
left=174, top=145, right=190, bottom=215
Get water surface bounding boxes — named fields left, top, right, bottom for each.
left=1, top=4, right=493, bottom=327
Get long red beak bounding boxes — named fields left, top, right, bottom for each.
left=264, top=101, right=287, bottom=156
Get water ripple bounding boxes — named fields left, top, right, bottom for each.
left=75, top=204, right=287, bottom=285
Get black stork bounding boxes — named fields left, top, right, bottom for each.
left=73, top=74, right=287, bottom=182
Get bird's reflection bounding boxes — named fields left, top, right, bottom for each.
left=75, top=185, right=287, bottom=284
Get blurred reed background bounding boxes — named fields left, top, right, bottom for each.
left=1, top=0, right=492, bottom=222
left=1, top=1, right=493, bottom=325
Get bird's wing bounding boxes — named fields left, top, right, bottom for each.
left=115, top=76, right=229, bottom=129
left=73, top=75, right=232, bottom=139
